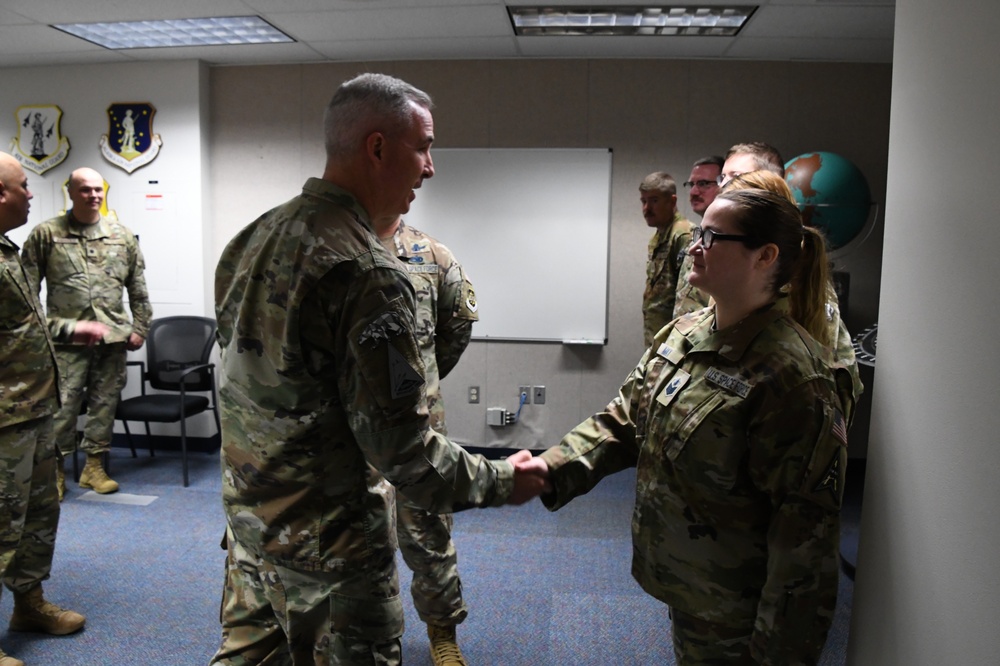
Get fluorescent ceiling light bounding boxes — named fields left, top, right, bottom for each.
left=51, top=16, right=294, bottom=50
left=508, top=5, right=757, bottom=36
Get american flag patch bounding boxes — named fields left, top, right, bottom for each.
left=831, top=410, right=848, bottom=447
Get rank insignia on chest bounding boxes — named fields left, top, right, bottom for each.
left=705, top=366, right=753, bottom=398
left=656, top=369, right=690, bottom=407
left=655, top=342, right=683, bottom=365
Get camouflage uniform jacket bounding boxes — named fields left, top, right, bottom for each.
left=672, top=251, right=710, bottom=319
left=382, top=221, right=478, bottom=433
left=0, top=234, right=77, bottom=428
left=822, top=281, right=863, bottom=429
left=676, top=271, right=862, bottom=427
left=541, top=297, right=848, bottom=664
left=214, top=178, right=513, bottom=572
left=643, top=212, right=695, bottom=347
left=20, top=213, right=152, bottom=344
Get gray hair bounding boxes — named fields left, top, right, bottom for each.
left=323, top=73, right=433, bottom=160
left=639, top=171, right=677, bottom=196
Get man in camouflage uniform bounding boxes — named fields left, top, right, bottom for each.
left=21, top=167, right=152, bottom=499
left=211, top=73, right=547, bottom=666
left=640, top=172, right=695, bottom=348
left=377, top=216, right=478, bottom=666
left=672, top=156, right=722, bottom=319
left=0, top=152, right=107, bottom=666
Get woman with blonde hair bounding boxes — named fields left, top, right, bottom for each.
left=535, top=188, right=849, bottom=664
left=723, top=170, right=862, bottom=423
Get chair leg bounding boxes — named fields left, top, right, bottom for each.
left=122, top=421, right=137, bottom=457
left=145, top=422, right=154, bottom=457
left=180, top=419, right=189, bottom=488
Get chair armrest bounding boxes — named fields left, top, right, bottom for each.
left=177, top=362, right=215, bottom=397
left=124, top=360, right=147, bottom=395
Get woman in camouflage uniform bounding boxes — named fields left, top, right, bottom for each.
left=538, top=188, right=850, bottom=665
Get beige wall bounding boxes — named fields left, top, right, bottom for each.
left=210, top=59, right=891, bottom=451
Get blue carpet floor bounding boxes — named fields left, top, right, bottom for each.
left=0, top=449, right=859, bottom=665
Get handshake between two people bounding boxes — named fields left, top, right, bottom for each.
left=505, top=449, right=552, bottom=505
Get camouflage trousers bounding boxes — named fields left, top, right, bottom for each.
left=212, top=528, right=405, bottom=666
left=52, top=343, right=128, bottom=458
left=669, top=607, right=755, bottom=665
left=395, top=500, right=466, bottom=627
left=0, top=417, right=60, bottom=596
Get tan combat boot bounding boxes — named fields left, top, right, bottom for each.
left=79, top=454, right=119, bottom=494
left=428, top=624, right=468, bottom=666
left=56, top=464, right=66, bottom=502
left=0, top=646, right=24, bottom=666
left=9, top=585, right=85, bottom=635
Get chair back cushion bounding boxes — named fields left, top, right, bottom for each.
left=145, top=316, right=218, bottom=392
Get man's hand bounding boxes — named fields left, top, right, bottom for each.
left=71, top=321, right=109, bottom=346
left=505, top=449, right=551, bottom=505
left=126, top=333, right=145, bottom=351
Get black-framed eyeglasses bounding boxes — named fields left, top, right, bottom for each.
left=683, top=179, right=718, bottom=189
left=691, top=226, right=756, bottom=249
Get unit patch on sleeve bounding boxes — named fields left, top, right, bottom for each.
left=387, top=344, right=424, bottom=399
left=813, top=452, right=842, bottom=500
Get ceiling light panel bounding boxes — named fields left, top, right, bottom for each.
left=51, top=16, right=294, bottom=50
left=509, top=5, right=757, bottom=36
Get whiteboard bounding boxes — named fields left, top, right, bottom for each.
left=405, top=148, right=612, bottom=344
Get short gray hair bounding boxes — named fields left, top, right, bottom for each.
left=323, top=73, right=433, bottom=160
left=639, top=171, right=677, bottom=196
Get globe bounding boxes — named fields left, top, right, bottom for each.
left=784, top=151, right=872, bottom=251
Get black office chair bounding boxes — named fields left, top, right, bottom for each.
left=115, top=316, right=220, bottom=487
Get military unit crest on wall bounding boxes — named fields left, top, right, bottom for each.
left=6, top=102, right=164, bottom=176
left=100, top=103, right=163, bottom=174
left=9, top=105, right=71, bottom=175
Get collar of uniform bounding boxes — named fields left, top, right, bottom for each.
left=685, top=296, right=790, bottom=362
left=388, top=219, right=408, bottom=258
left=651, top=211, right=689, bottom=245
left=66, top=213, right=111, bottom=240
left=0, top=234, right=19, bottom=252
left=302, top=177, right=371, bottom=232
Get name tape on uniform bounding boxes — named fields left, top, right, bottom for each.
left=705, top=366, right=753, bottom=399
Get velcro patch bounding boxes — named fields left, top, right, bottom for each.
left=831, top=410, right=848, bottom=447
left=814, top=452, right=842, bottom=500
left=655, top=342, right=684, bottom=365
left=358, top=312, right=406, bottom=348
left=656, top=369, right=690, bottom=407
left=705, top=366, right=752, bottom=398
left=387, top=344, right=424, bottom=399
left=465, top=287, right=478, bottom=313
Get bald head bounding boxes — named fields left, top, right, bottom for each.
left=68, top=167, right=106, bottom=224
left=0, top=152, right=32, bottom=234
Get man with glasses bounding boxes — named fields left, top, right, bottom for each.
left=672, top=156, right=723, bottom=318
left=639, top=172, right=695, bottom=348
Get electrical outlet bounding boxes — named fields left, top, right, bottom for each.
left=533, top=386, right=546, bottom=405
left=518, top=386, right=531, bottom=404
left=468, top=386, right=480, bottom=404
